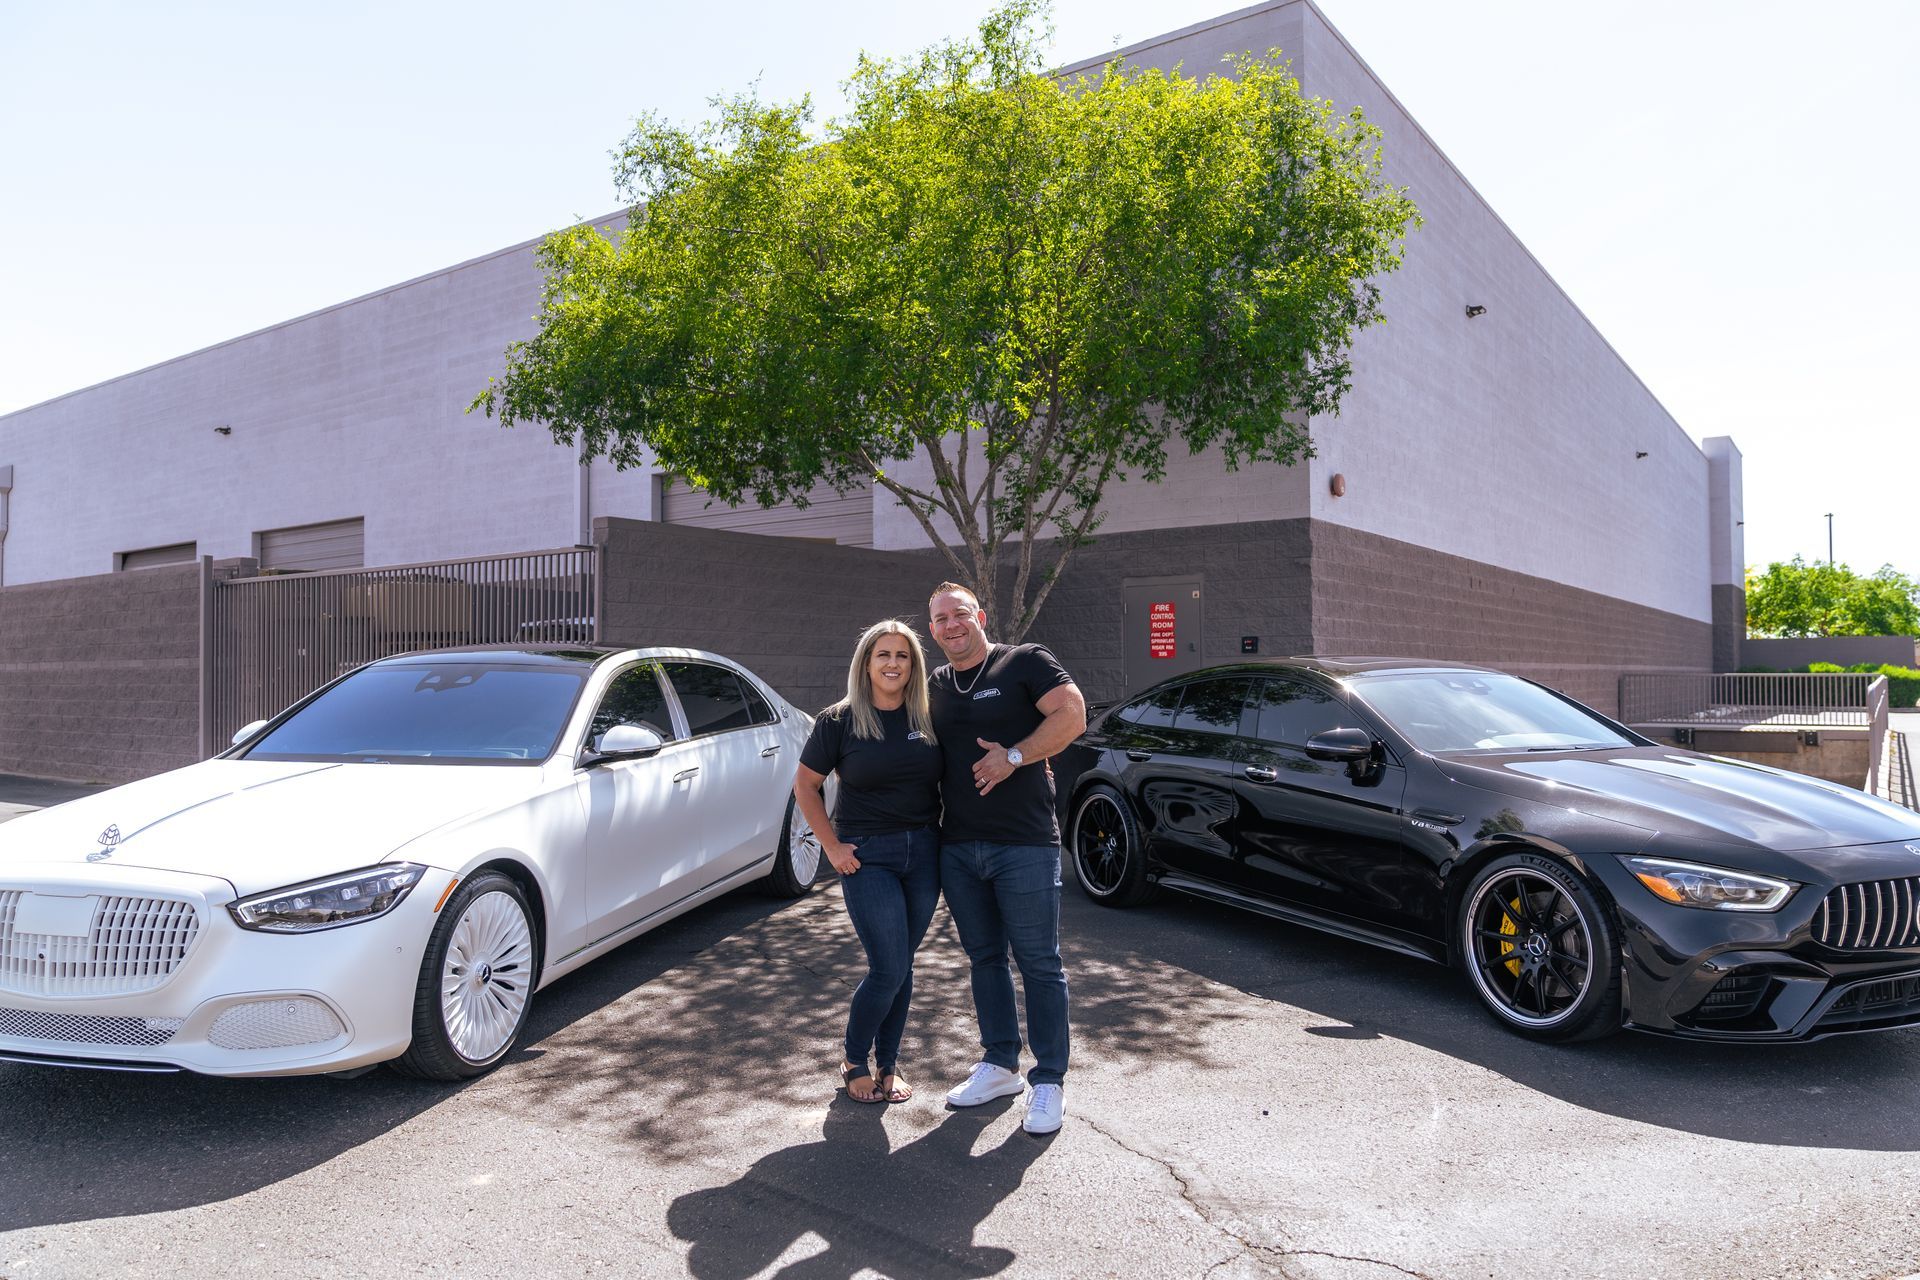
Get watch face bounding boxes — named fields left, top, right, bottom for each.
left=1007, top=748, right=1023, bottom=766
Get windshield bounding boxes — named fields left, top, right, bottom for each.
left=241, top=663, right=588, bottom=764
left=1351, top=672, right=1635, bottom=754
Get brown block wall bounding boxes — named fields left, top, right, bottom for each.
left=1023, top=520, right=1314, bottom=703
left=595, top=518, right=942, bottom=716
left=0, top=563, right=202, bottom=783
left=1308, top=520, right=1713, bottom=717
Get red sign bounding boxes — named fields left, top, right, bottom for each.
left=1149, top=601, right=1176, bottom=658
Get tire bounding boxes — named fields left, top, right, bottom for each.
left=1069, top=784, right=1158, bottom=907
left=763, top=796, right=823, bottom=899
left=392, top=871, right=539, bottom=1080
left=1458, top=851, right=1622, bottom=1043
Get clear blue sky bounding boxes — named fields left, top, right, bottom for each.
left=3, top=1, right=1914, bottom=577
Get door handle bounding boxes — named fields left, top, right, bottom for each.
left=1125, top=749, right=1153, bottom=762
left=672, top=767, right=700, bottom=784
left=1243, top=765, right=1279, bottom=783
left=760, top=744, right=781, bottom=757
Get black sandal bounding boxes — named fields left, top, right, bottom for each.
left=842, top=1061, right=882, bottom=1104
left=877, top=1064, right=913, bottom=1103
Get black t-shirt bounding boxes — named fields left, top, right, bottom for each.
left=799, top=704, right=943, bottom=838
left=929, top=643, right=1076, bottom=845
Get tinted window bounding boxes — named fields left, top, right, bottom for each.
left=1113, top=684, right=1183, bottom=728
left=1250, top=678, right=1352, bottom=747
left=664, top=662, right=754, bottom=735
left=740, top=676, right=777, bottom=725
left=243, top=663, right=586, bottom=764
left=1171, top=678, right=1253, bottom=736
left=588, top=663, right=679, bottom=747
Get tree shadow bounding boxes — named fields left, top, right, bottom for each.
left=1078, top=872, right=1920, bottom=1151
left=490, top=880, right=1248, bottom=1164
left=667, top=1100, right=1044, bottom=1279
left=0, top=884, right=798, bottom=1233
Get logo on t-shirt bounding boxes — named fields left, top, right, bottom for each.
left=907, top=730, right=926, bottom=741
left=972, top=688, right=1001, bottom=700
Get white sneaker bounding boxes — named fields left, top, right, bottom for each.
left=945, top=1061, right=1025, bottom=1107
left=1022, top=1083, right=1064, bottom=1134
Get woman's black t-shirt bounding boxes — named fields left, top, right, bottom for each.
left=799, top=704, right=943, bottom=837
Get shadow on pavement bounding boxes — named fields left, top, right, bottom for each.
left=0, top=883, right=799, bottom=1234
left=667, top=1100, right=1043, bottom=1279
left=1079, top=875, right=1920, bottom=1151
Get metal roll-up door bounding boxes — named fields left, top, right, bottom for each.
left=257, top=518, right=365, bottom=572
left=661, top=477, right=872, bottom=547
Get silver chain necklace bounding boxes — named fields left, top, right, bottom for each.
left=952, top=644, right=996, bottom=695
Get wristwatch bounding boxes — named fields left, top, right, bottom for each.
left=1006, top=747, right=1024, bottom=768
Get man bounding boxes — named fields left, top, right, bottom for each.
left=926, top=581, right=1087, bottom=1135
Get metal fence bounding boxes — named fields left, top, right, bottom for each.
left=205, top=547, right=596, bottom=749
left=1620, top=673, right=1894, bottom=796
left=1618, top=672, right=1882, bottom=729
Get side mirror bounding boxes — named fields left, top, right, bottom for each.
left=592, top=724, right=665, bottom=759
left=231, top=720, right=270, bottom=747
left=1304, top=727, right=1375, bottom=762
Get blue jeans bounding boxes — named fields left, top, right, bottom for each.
left=838, top=826, right=941, bottom=1071
left=939, top=840, right=1069, bottom=1086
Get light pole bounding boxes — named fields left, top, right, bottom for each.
left=1825, top=512, right=1834, bottom=565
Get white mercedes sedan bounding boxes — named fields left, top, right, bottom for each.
left=0, top=646, right=823, bottom=1079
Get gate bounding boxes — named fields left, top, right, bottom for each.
left=206, top=547, right=597, bottom=749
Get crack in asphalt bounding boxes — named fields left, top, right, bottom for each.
left=1080, top=1116, right=1435, bottom=1280
left=1266, top=1249, right=1438, bottom=1280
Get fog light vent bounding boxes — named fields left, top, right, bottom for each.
left=1693, top=973, right=1768, bottom=1022
left=208, top=998, right=344, bottom=1050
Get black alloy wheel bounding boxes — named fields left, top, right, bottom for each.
left=1070, top=786, right=1156, bottom=907
left=1459, top=852, right=1622, bottom=1042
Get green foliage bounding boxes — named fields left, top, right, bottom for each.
left=470, top=0, right=1419, bottom=639
left=1879, top=665, right=1920, bottom=708
left=1744, top=557, right=1920, bottom=638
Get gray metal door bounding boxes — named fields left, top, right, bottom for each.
left=1123, top=576, right=1204, bottom=695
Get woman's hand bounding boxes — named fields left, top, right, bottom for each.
left=825, top=839, right=862, bottom=876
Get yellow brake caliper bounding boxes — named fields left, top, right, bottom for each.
left=1500, top=898, right=1522, bottom=976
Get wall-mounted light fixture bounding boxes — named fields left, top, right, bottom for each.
left=1329, top=473, right=1347, bottom=497
left=1464, top=304, right=1487, bottom=318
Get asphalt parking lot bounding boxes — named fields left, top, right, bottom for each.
left=5, top=847, right=1920, bottom=1280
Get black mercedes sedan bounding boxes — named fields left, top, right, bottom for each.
left=1056, top=657, right=1920, bottom=1042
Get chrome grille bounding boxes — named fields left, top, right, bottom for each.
left=1813, top=878, right=1920, bottom=950
left=0, top=1006, right=183, bottom=1046
left=0, top=891, right=201, bottom=997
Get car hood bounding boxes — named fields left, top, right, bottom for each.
left=1436, top=746, right=1920, bottom=853
left=0, top=759, right=544, bottom=895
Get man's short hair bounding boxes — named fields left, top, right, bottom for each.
left=929, top=581, right=980, bottom=608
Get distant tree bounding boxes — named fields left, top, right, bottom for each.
left=471, top=0, right=1418, bottom=640
left=1745, top=558, right=1920, bottom=637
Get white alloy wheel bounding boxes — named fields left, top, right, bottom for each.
left=788, top=808, right=823, bottom=884
left=764, top=796, right=823, bottom=898
left=439, top=889, right=536, bottom=1064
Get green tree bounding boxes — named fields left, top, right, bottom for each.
left=472, top=1, right=1418, bottom=639
left=1745, top=558, right=1920, bottom=637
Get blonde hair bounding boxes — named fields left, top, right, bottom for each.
left=835, top=619, right=938, bottom=744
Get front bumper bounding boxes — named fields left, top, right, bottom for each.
left=1592, top=859, right=1920, bottom=1041
left=0, top=863, right=448, bottom=1076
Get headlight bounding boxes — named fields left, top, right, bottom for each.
left=229, top=863, right=427, bottom=933
left=1619, top=857, right=1797, bottom=912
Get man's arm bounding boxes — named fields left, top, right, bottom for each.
left=972, top=682, right=1087, bottom=796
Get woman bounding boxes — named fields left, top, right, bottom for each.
left=793, top=619, right=944, bottom=1104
